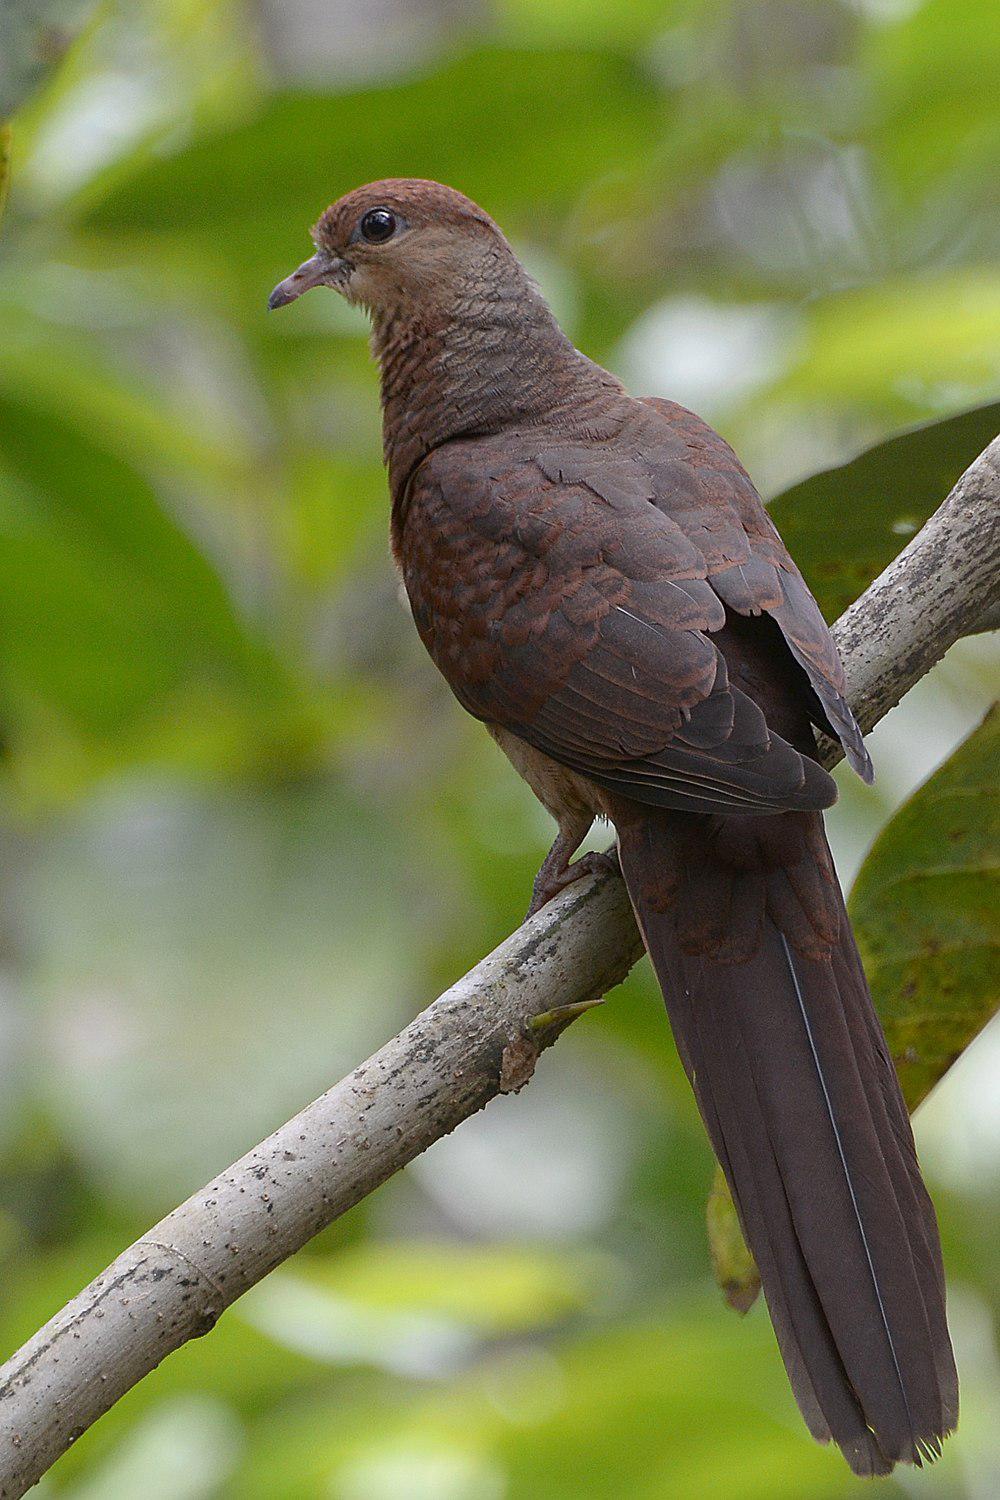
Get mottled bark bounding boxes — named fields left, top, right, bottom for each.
left=823, top=435, right=1000, bottom=759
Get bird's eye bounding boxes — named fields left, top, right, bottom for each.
left=360, top=208, right=397, bottom=244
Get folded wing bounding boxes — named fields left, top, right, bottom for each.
left=398, top=432, right=843, bottom=816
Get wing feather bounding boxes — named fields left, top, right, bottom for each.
left=397, top=424, right=856, bottom=815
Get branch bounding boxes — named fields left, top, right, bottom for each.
left=1, top=437, right=997, bottom=1497
left=824, top=434, right=1000, bottom=755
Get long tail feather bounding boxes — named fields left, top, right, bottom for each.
left=613, top=804, right=957, bottom=1474
left=778, top=929, right=919, bottom=1441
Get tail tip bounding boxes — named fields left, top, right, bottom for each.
left=849, top=740, right=875, bottom=784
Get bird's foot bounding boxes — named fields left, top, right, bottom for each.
left=525, top=846, right=620, bottom=920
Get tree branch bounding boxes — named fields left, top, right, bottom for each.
left=823, top=434, right=1000, bottom=755
left=1, top=437, right=997, bottom=1498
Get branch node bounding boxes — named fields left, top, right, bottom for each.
left=498, top=1032, right=541, bottom=1093
left=528, top=996, right=606, bottom=1034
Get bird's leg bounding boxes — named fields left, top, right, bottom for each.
left=527, top=814, right=619, bottom=919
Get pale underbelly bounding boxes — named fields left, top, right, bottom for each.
left=486, top=723, right=605, bottom=825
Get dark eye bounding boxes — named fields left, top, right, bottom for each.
left=360, top=208, right=397, bottom=244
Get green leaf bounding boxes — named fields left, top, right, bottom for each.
left=291, top=1241, right=607, bottom=1334
left=234, top=1303, right=856, bottom=1500
left=706, top=1165, right=760, bottom=1315
left=0, top=304, right=247, bottom=487
left=775, top=273, right=1000, bottom=413
left=0, top=390, right=294, bottom=777
left=850, top=705, right=1000, bottom=1111
left=768, top=400, right=1000, bottom=621
left=863, top=0, right=1000, bottom=202
left=238, top=1242, right=608, bottom=1379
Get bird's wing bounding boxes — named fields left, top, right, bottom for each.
left=640, top=397, right=872, bottom=781
left=396, top=430, right=841, bottom=816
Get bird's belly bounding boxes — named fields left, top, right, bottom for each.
left=486, top=725, right=603, bottom=825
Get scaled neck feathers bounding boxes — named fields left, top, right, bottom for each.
left=370, top=259, right=624, bottom=503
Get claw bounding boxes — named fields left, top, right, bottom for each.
left=526, top=846, right=621, bottom=920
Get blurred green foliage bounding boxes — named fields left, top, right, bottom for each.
left=0, top=1, right=100, bottom=119
left=852, top=705, right=1000, bottom=1113
left=769, top=402, right=1000, bottom=620
left=0, top=1, right=998, bottom=1497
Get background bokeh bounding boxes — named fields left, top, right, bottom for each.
left=1, top=1, right=998, bottom=1495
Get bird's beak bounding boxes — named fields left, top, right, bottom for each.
left=268, top=249, right=344, bottom=309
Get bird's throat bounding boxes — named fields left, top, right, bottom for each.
left=371, top=285, right=615, bottom=504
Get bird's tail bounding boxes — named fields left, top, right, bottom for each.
left=613, top=804, right=958, bottom=1475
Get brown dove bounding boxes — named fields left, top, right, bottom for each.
left=270, top=179, right=957, bottom=1474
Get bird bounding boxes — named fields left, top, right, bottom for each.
left=269, top=178, right=958, bottom=1474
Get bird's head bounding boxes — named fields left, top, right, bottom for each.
left=267, top=178, right=602, bottom=485
left=268, top=178, right=514, bottom=319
